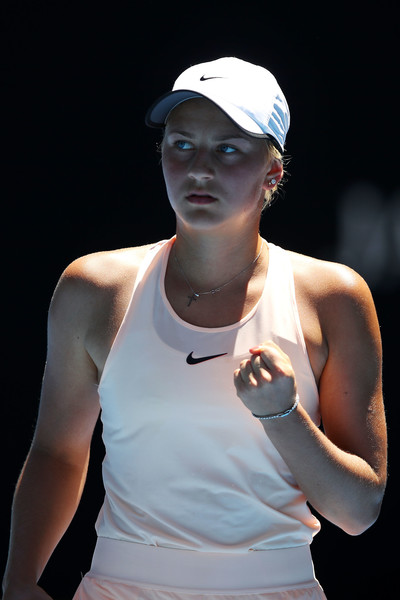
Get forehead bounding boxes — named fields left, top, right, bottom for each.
left=166, top=97, right=245, bottom=135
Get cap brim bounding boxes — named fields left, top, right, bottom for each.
left=145, top=90, right=203, bottom=128
left=145, top=89, right=284, bottom=153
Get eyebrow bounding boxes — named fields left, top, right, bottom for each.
left=166, top=129, right=252, bottom=143
left=215, top=134, right=252, bottom=142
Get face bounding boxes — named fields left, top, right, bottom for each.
left=161, top=98, right=277, bottom=234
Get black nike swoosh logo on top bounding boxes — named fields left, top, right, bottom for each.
left=200, top=75, right=225, bottom=81
left=186, top=351, right=228, bottom=365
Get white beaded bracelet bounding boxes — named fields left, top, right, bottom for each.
left=252, top=394, right=300, bottom=420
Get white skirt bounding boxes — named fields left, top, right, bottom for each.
left=73, top=537, right=327, bottom=599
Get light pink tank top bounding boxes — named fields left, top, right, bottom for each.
left=96, top=238, right=321, bottom=552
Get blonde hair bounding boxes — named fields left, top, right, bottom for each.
left=263, top=139, right=285, bottom=212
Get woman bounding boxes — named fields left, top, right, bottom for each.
left=3, top=57, right=387, bottom=599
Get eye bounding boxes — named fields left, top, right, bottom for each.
left=175, top=140, right=194, bottom=151
left=218, top=144, right=237, bottom=154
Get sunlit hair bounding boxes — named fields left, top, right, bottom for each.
left=263, top=139, right=286, bottom=212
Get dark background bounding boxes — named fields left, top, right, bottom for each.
left=2, top=1, right=399, bottom=598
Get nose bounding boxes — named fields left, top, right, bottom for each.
left=188, top=149, right=214, bottom=182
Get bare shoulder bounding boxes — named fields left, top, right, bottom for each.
left=291, top=248, right=380, bottom=346
left=289, top=252, right=367, bottom=295
left=49, top=243, right=155, bottom=313
left=288, top=250, right=373, bottom=301
left=60, top=243, right=154, bottom=291
left=52, top=241, right=157, bottom=322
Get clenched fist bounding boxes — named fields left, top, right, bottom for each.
left=233, top=340, right=298, bottom=418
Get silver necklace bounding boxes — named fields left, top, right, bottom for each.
left=174, top=241, right=264, bottom=307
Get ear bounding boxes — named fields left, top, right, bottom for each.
left=262, top=159, right=284, bottom=190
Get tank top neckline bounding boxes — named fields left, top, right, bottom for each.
left=158, top=236, right=274, bottom=334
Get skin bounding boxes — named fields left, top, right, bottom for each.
left=2, top=98, right=387, bottom=598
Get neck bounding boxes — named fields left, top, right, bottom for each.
left=172, top=226, right=263, bottom=292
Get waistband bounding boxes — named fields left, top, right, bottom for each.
left=89, top=538, right=318, bottom=592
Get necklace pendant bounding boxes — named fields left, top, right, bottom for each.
left=187, top=293, right=199, bottom=307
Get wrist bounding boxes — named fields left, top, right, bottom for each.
left=252, top=393, right=299, bottom=420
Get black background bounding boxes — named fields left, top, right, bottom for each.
left=2, top=1, right=399, bottom=598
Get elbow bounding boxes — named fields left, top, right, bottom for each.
left=338, top=490, right=385, bottom=536
left=343, top=515, right=378, bottom=536
left=347, top=505, right=383, bottom=536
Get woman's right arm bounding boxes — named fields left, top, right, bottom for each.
left=2, top=265, right=102, bottom=598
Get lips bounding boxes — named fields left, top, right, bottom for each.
left=186, top=191, right=217, bottom=204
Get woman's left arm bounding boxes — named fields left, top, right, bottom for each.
left=234, top=266, right=387, bottom=535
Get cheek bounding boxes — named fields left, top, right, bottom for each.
left=162, top=154, right=185, bottom=186
left=161, top=157, right=178, bottom=193
left=161, top=157, right=188, bottom=209
left=231, top=165, right=268, bottom=199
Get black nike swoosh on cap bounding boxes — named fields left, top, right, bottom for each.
left=186, top=351, right=228, bottom=365
left=200, top=75, right=225, bottom=81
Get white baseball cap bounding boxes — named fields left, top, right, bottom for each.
left=145, top=57, right=290, bottom=153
